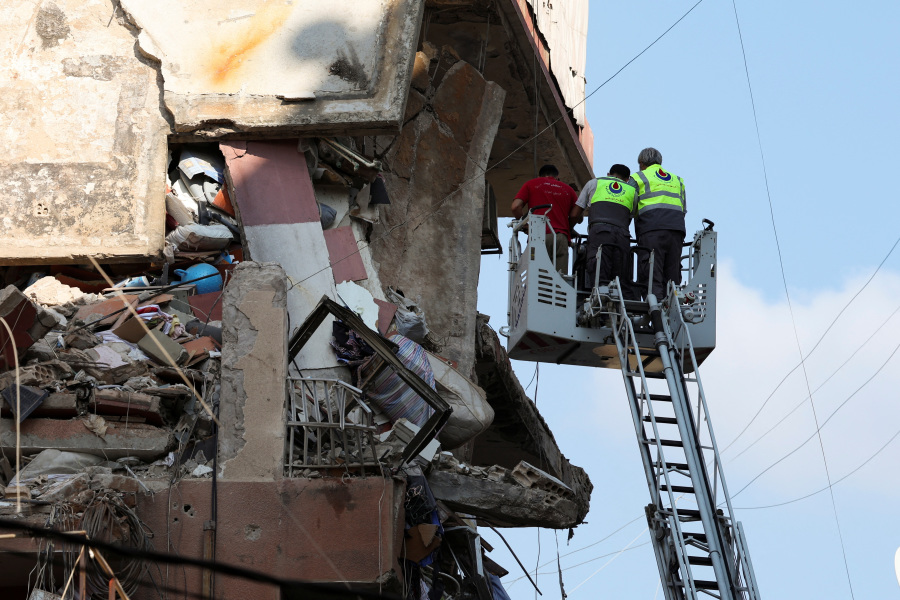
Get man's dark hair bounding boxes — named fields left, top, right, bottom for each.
left=609, top=164, right=631, bottom=180
left=538, top=164, right=559, bottom=177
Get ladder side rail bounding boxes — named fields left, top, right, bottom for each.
left=651, top=299, right=736, bottom=600
left=670, top=302, right=740, bottom=521
left=734, top=522, right=762, bottom=600
left=666, top=299, right=757, bottom=600
left=616, top=291, right=695, bottom=521
left=612, top=290, right=700, bottom=600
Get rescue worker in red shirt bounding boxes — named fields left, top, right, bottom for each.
left=510, top=164, right=579, bottom=273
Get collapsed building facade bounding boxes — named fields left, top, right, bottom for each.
left=0, top=1, right=596, bottom=598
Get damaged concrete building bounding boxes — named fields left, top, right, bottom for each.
left=0, top=0, right=595, bottom=598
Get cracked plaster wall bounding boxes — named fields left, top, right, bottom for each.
left=0, top=0, right=169, bottom=264
left=218, top=261, right=288, bottom=481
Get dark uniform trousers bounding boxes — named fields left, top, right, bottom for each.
left=637, top=229, right=684, bottom=300
left=585, top=223, right=635, bottom=298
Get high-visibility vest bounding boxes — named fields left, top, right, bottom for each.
left=632, top=164, right=686, bottom=235
left=588, top=177, right=635, bottom=229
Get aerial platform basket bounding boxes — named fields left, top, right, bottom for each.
left=502, top=212, right=717, bottom=372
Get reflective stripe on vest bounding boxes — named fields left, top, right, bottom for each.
left=590, top=177, right=636, bottom=211
left=634, top=166, right=685, bottom=214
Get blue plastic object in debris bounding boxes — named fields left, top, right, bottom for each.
left=174, top=263, right=223, bottom=295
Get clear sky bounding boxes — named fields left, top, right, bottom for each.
left=477, top=1, right=900, bottom=598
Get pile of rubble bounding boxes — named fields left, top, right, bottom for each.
left=0, top=268, right=226, bottom=511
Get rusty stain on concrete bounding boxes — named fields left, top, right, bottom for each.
left=207, top=3, right=293, bottom=88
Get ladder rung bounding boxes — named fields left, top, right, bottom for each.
left=644, top=415, right=677, bottom=424
left=674, top=509, right=701, bottom=520
left=647, top=438, right=683, bottom=447
left=694, top=580, right=719, bottom=591
left=627, top=371, right=667, bottom=379
left=660, top=485, right=694, bottom=494
left=630, top=348, right=660, bottom=358
left=662, top=462, right=690, bottom=471
left=683, top=532, right=708, bottom=544
left=687, top=555, right=713, bottom=566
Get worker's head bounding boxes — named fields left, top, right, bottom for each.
left=608, top=164, right=631, bottom=182
left=538, top=164, right=560, bottom=179
left=637, top=147, right=663, bottom=170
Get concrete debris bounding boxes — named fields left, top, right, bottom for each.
left=0, top=286, right=59, bottom=370
left=472, top=314, right=593, bottom=525
left=0, top=1, right=599, bottom=594
left=23, top=276, right=99, bottom=307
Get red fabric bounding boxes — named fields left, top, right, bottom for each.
left=515, top=177, right=578, bottom=240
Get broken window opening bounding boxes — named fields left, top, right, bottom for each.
left=288, top=296, right=451, bottom=468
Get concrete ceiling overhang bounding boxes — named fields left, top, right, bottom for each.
left=423, top=0, right=595, bottom=217
left=121, top=0, right=426, bottom=138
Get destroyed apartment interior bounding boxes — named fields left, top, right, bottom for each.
left=0, top=0, right=595, bottom=598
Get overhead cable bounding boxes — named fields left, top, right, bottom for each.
left=722, top=233, right=900, bottom=455
left=731, top=334, right=900, bottom=499
left=728, top=301, right=900, bottom=464
left=730, top=0, right=855, bottom=596
left=293, top=0, right=708, bottom=289
left=734, top=426, right=900, bottom=511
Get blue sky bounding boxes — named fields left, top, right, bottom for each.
left=477, top=1, right=900, bottom=598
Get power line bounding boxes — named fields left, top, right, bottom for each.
left=734, top=426, right=900, bottom=511
left=506, top=541, right=652, bottom=585
left=721, top=233, right=900, bottom=455
left=730, top=333, right=900, bottom=500
left=727, top=301, right=900, bottom=464
left=292, top=0, right=709, bottom=289
left=501, top=514, right=646, bottom=577
left=0, top=518, right=396, bottom=600
left=730, top=0, right=855, bottom=596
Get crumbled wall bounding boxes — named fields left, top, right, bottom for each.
left=0, top=0, right=169, bottom=264
left=371, top=48, right=506, bottom=377
left=218, top=262, right=288, bottom=481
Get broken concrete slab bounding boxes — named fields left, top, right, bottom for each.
left=224, top=141, right=341, bottom=372
left=119, top=0, right=424, bottom=136
left=0, top=418, right=171, bottom=460
left=90, top=389, right=163, bottom=426
left=427, top=468, right=581, bottom=529
left=472, top=315, right=592, bottom=524
left=0, top=0, right=169, bottom=264
left=219, top=262, right=288, bottom=481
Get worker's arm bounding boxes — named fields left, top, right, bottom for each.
left=569, top=205, right=584, bottom=229
left=570, top=179, right=594, bottom=228
left=511, top=198, right=527, bottom=219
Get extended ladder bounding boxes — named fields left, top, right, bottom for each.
left=601, top=280, right=761, bottom=600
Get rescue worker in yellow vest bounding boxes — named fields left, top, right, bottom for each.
left=628, top=147, right=686, bottom=300
left=569, top=164, right=637, bottom=297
